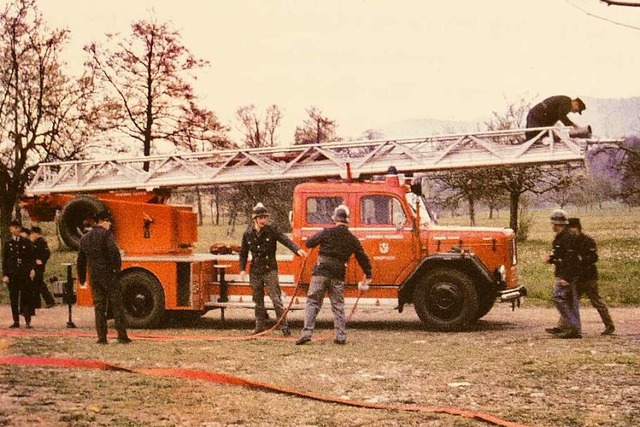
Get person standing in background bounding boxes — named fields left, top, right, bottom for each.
left=30, top=226, right=55, bottom=309
left=2, top=220, right=36, bottom=328
left=568, top=218, right=615, bottom=335
left=77, top=211, right=131, bottom=344
left=544, top=209, right=581, bottom=339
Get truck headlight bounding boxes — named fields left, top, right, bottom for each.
left=497, top=265, right=507, bottom=283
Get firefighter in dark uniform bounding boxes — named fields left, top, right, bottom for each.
left=296, top=205, right=372, bottom=345
left=30, top=226, right=55, bottom=308
left=569, top=218, right=615, bottom=335
left=2, top=220, right=36, bottom=328
left=544, top=209, right=581, bottom=339
left=77, top=211, right=131, bottom=344
left=239, top=203, right=307, bottom=335
left=525, top=95, right=586, bottom=141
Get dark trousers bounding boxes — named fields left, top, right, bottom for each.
left=250, top=270, right=288, bottom=331
left=90, top=277, right=128, bottom=341
left=578, top=279, right=614, bottom=328
left=34, top=269, right=55, bottom=308
left=525, top=114, right=546, bottom=141
left=7, top=273, right=33, bottom=324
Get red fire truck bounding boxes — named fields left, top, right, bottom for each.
left=23, top=127, right=589, bottom=331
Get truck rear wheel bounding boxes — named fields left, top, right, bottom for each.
left=119, top=270, right=165, bottom=329
left=413, top=268, right=479, bottom=331
left=58, top=195, right=107, bottom=250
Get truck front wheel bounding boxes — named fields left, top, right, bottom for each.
left=413, top=269, right=479, bottom=332
left=119, top=270, right=165, bottom=329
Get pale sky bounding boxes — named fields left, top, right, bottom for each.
left=39, top=0, right=640, bottom=142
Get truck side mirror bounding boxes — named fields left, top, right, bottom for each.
left=410, top=176, right=430, bottom=197
left=419, top=176, right=430, bottom=198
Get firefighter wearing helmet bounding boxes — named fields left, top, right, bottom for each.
left=544, top=209, right=581, bottom=339
left=239, top=203, right=307, bottom=336
left=296, top=205, right=372, bottom=345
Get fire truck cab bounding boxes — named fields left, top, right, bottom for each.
left=286, top=173, right=522, bottom=331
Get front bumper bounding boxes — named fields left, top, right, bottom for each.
left=498, top=285, right=527, bottom=303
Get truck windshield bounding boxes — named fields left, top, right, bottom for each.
left=405, top=193, right=435, bottom=227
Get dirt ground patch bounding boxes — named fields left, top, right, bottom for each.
left=0, top=302, right=638, bottom=427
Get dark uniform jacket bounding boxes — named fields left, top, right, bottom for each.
left=32, top=236, right=51, bottom=275
left=239, top=224, right=301, bottom=275
left=77, top=227, right=122, bottom=284
left=2, top=235, right=35, bottom=278
left=306, top=224, right=372, bottom=281
left=547, top=227, right=578, bottom=282
left=527, top=95, right=576, bottom=128
left=575, top=233, right=598, bottom=281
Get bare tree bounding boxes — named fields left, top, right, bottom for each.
left=294, top=106, right=340, bottom=145
left=177, top=105, right=232, bottom=226
left=358, top=128, right=384, bottom=141
left=84, top=16, right=227, bottom=168
left=225, top=103, right=298, bottom=234
left=0, top=0, right=92, bottom=238
left=236, top=104, right=282, bottom=148
left=430, top=170, right=490, bottom=226
left=545, top=172, right=589, bottom=209
left=429, top=124, right=500, bottom=226
left=613, top=137, right=640, bottom=205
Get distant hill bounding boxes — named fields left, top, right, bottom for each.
left=373, top=97, right=640, bottom=140
left=581, top=97, right=640, bottom=138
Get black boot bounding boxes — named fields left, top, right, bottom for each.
left=602, top=324, right=615, bottom=335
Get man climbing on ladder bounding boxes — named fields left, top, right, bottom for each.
left=525, top=95, right=586, bottom=141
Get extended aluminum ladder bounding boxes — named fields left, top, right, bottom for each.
left=26, top=127, right=605, bottom=195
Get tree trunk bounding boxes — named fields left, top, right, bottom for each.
left=196, top=187, right=203, bottom=226
left=209, top=196, right=215, bottom=226
left=214, top=186, right=220, bottom=226
left=509, top=191, right=520, bottom=234
left=468, top=197, right=476, bottom=226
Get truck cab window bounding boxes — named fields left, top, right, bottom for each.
left=361, top=195, right=406, bottom=226
left=306, top=197, right=344, bottom=224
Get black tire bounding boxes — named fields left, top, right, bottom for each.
left=476, top=292, right=496, bottom=320
left=413, top=268, right=479, bottom=332
left=58, top=196, right=107, bottom=250
left=119, top=270, right=165, bottom=329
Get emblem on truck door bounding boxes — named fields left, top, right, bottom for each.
left=379, top=242, right=389, bottom=254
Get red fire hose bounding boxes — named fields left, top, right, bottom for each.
left=0, top=355, right=529, bottom=427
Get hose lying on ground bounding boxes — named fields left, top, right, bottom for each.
left=0, top=355, right=529, bottom=427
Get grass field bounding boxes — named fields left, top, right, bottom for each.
left=4, top=205, right=640, bottom=306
